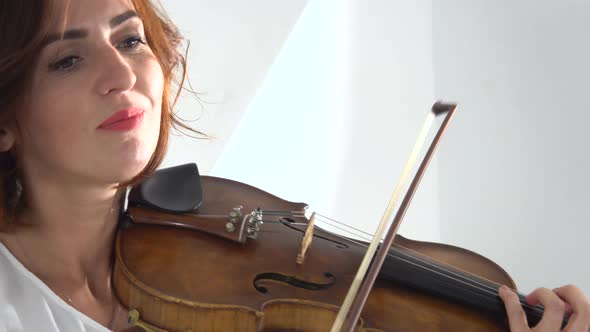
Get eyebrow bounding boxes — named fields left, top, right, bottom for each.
left=42, top=10, right=139, bottom=47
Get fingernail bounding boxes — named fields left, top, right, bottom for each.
left=498, top=285, right=508, bottom=295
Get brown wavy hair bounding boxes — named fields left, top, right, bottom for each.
left=0, top=0, right=203, bottom=225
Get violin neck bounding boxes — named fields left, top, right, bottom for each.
left=378, top=246, right=546, bottom=328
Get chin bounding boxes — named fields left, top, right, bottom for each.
left=106, top=140, right=158, bottom=183
left=106, top=158, right=153, bottom=184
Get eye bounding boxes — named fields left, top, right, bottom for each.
left=50, top=56, right=82, bottom=72
left=118, top=35, right=147, bottom=50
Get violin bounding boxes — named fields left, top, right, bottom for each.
left=112, top=163, right=550, bottom=332
left=112, top=102, right=562, bottom=331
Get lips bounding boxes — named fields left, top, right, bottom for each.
left=98, top=107, right=145, bottom=130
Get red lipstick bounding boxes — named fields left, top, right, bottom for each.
left=98, top=107, right=144, bottom=131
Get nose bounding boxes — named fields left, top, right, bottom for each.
left=95, top=46, right=137, bottom=96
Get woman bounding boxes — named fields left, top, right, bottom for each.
left=0, top=0, right=587, bottom=331
left=0, top=0, right=184, bottom=330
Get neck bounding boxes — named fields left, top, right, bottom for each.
left=14, top=178, right=125, bottom=287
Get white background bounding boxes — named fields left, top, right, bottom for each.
left=160, top=0, right=590, bottom=295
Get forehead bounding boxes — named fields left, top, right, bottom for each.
left=53, top=0, right=136, bottom=29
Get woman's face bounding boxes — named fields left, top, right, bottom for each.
left=13, top=0, right=163, bottom=186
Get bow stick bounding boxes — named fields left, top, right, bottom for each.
left=330, top=102, right=457, bottom=332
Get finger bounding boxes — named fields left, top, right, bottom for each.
left=553, top=285, right=590, bottom=316
left=553, top=285, right=590, bottom=332
left=561, top=313, right=590, bottom=332
left=526, top=287, right=567, bottom=331
left=499, top=285, right=529, bottom=332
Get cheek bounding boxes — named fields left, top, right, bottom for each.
left=134, top=59, right=164, bottom=159
left=150, top=62, right=165, bottom=112
left=21, top=65, right=90, bottom=144
left=148, top=60, right=165, bottom=134
left=18, top=98, right=86, bottom=148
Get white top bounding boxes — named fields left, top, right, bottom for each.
left=0, top=242, right=111, bottom=332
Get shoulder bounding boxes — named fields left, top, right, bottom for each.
left=0, top=227, right=27, bottom=265
left=0, top=230, right=14, bottom=248
left=0, top=238, right=45, bottom=331
left=0, top=230, right=21, bottom=279
left=0, top=231, right=35, bottom=326
left=0, top=231, right=25, bottom=303
left=0, top=229, right=43, bottom=295
left=0, top=230, right=28, bottom=290
left=0, top=230, right=20, bottom=266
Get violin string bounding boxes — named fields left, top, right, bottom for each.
left=385, top=247, right=546, bottom=315
left=313, top=213, right=375, bottom=239
left=270, top=218, right=373, bottom=243
left=259, top=210, right=306, bottom=217
left=260, top=210, right=375, bottom=242
left=286, top=213, right=545, bottom=315
left=259, top=210, right=372, bottom=238
left=388, top=247, right=519, bottom=302
left=269, top=211, right=509, bottom=299
left=235, top=209, right=381, bottom=245
left=393, top=252, right=543, bottom=314
left=256, top=210, right=544, bottom=316
left=378, top=244, right=544, bottom=314
left=200, top=209, right=517, bottom=309
left=313, top=216, right=374, bottom=242
left=309, top=217, right=516, bottom=298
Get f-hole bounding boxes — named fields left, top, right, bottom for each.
left=253, top=272, right=336, bottom=294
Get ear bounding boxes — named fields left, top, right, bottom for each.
left=0, top=126, right=16, bottom=152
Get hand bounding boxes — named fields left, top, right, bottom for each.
left=499, top=284, right=590, bottom=331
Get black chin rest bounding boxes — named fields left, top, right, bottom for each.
left=128, top=163, right=203, bottom=213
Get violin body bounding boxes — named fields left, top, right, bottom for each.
left=114, top=174, right=518, bottom=332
